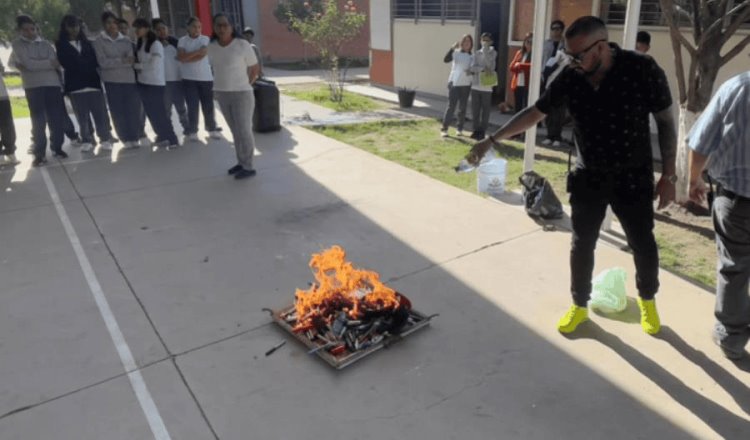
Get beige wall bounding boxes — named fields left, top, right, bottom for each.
left=393, top=20, right=476, bottom=96
left=609, top=27, right=750, bottom=117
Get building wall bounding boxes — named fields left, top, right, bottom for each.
left=393, top=20, right=476, bottom=96
left=255, top=0, right=371, bottom=63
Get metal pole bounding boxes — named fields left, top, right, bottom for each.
left=522, top=0, right=548, bottom=172
left=150, top=0, right=160, bottom=18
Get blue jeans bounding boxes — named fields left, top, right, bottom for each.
left=105, top=82, right=141, bottom=143
left=25, top=86, right=67, bottom=158
left=183, top=79, right=218, bottom=135
left=138, top=84, right=178, bottom=145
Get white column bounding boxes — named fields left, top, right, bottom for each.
left=522, top=0, right=549, bottom=172
left=622, top=0, right=641, bottom=50
left=150, top=0, right=160, bottom=18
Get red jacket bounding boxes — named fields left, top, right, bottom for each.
left=509, top=49, right=531, bottom=91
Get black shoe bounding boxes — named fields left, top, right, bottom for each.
left=53, top=150, right=68, bottom=159
left=234, top=168, right=257, bottom=180
left=32, top=157, right=47, bottom=167
left=227, top=164, right=243, bottom=175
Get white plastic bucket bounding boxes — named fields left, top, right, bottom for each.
left=477, top=158, right=507, bottom=196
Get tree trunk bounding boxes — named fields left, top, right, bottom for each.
left=675, top=105, right=700, bottom=202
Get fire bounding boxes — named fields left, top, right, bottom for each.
left=293, top=246, right=400, bottom=330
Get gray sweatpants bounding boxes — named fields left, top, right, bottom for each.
left=471, top=89, right=492, bottom=133
left=215, top=90, right=256, bottom=170
left=713, top=193, right=750, bottom=351
left=441, top=85, right=470, bottom=131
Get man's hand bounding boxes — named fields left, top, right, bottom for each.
left=654, top=176, right=676, bottom=210
left=689, top=176, right=708, bottom=205
left=466, top=137, right=494, bottom=166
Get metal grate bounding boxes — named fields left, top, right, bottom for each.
left=393, top=0, right=476, bottom=20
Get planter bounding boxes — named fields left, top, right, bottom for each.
left=397, top=89, right=416, bottom=108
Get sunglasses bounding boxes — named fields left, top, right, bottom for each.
left=565, top=38, right=606, bottom=64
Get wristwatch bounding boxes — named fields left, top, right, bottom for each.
left=663, top=174, right=678, bottom=184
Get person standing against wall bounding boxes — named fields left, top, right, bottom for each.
left=542, top=21, right=567, bottom=147
left=179, top=17, right=222, bottom=143
left=470, top=32, right=497, bottom=141
left=440, top=34, right=473, bottom=138
left=509, top=33, right=532, bottom=115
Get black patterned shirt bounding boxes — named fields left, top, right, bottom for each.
left=536, top=44, right=672, bottom=174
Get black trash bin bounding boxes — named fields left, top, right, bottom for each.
left=397, top=89, right=416, bottom=108
left=253, top=79, right=281, bottom=132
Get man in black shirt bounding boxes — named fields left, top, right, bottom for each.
left=466, top=16, right=677, bottom=335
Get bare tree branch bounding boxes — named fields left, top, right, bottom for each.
left=721, top=32, right=750, bottom=66
left=690, top=0, right=701, bottom=44
left=722, top=2, right=750, bottom=45
left=660, top=0, right=699, bottom=56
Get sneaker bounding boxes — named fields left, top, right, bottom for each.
left=234, top=168, right=257, bottom=180
left=227, top=164, right=243, bottom=175
left=456, top=130, right=465, bottom=137
left=122, top=141, right=138, bottom=150
left=208, top=130, right=223, bottom=140
left=184, top=133, right=199, bottom=143
left=166, top=143, right=180, bottom=151
left=154, top=140, right=170, bottom=149
left=557, top=305, right=589, bottom=334
left=440, top=129, right=448, bottom=138
left=100, top=141, right=113, bottom=151
left=637, top=298, right=661, bottom=335
left=53, top=150, right=68, bottom=159
left=68, top=136, right=83, bottom=148
left=32, top=157, right=47, bottom=167
left=712, top=324, right=748, bottom=360
left=138, top=137, right=152, bottom=148
left=542, top=138, right=553, bottom=146
left=80, top=143, right=94, bottom=153
left=3, top=154, right=20, bottom=165
left=552, top=140, right=562, bottom=148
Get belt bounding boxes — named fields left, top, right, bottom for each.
left=716, top=185, right=750, bottom=202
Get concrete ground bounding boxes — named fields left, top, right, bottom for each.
left=0, top=72, right=749, bottom=440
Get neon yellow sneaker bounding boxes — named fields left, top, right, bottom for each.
left=637, top=298, right=661, bottom=335
left=557, top=305, right=589, bottom=334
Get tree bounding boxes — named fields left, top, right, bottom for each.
left=274, top=0, right=324, bottom=33
left=0, top=0, right=70, bottom=42
left=287, top=0, right=366, bottom=102
left=658, top=0, right=750, bottom=202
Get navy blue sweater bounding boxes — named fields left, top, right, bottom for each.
left=56, top=38, right=103, bottom=94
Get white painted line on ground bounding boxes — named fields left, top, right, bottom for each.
left=40, top=168, right=171, bottom=440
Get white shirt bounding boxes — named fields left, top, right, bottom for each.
left=447, top=50, right=473, bottom=87
left=69, top=40, right=82, bottom=53
left=178, top=35, right=213, bottom=81
left=162, top=42, right=181, bottom=82
left=207, top=38, right=258, bottom=92
left=136, top=40, right=165, bottom=86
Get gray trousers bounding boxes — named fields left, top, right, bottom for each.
left=471, top=89, right=492, bottom=133
left=441, top=85, right=470, bottom=131
left=712, top=193, right=750, bottom=349
left=26, top=86, right=67, bottom=157
left=215, top=90, right=256, bottom=170
left=69, top=90, right=113, bottom=144
left=104, top=82, right=142, bottom=143
left=165, top=81, right=189, bottom=135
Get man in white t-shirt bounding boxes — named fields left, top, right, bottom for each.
left=177, top=17, right=221, bottom=142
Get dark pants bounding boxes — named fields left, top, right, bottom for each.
left=442, top=85, right=470, bottom=131
left=165, top=81, right=189, bottom=135
left=712, top=191, right=750, bottom=349
left=183, top=79, right=217, bottom=135
left=568, top=172, right=659, bottom=306
left=545, top=105, right=566, bottom=141
left=471, top=89, right=492, bottom=134
left=70, top=91, right=114, bottom=144
left=514, top=86, right=528, bottom=113
left=138, top=84, right=178, bottom=145
left=26, top=86, right=67, bottom=158
left=105, top=82, right=142, bottom=143
left=0, top=99, right=15, bottom=155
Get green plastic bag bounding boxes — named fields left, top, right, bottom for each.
left=589, top=268, right=627, bottom=313
left=480, top=71, right=498, bottom=87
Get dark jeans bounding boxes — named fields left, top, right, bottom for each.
left=568, top=171, right=659, bottom=306
left=471, top=89, right=492, bottom=133
left=545, top=105, right=566, bottom=141
left=712, top=192, right=750, bottom=339
left=165, top=81, right=189, bottom=135
left=105, top=82, right=142, bottom=143
left=183, top=79, right=217, bottom=135
left=70, top=91, right=114, bottom=144
left=514, top=86, right=528, bottom=112
left=0, top=99, right=15, bottom=155
left=26, top=86, right=67, bottom=158
left=442, top=85, right=470, bottom=131
left=138, top=84, right=178, bottom=145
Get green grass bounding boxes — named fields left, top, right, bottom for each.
left=10, top=96, right=29, bottom=118
left=285, top=86, right=384, bottom=112
left=312, top=118, right=718, bottom=289
left=3, top=75, right=22, bottom=88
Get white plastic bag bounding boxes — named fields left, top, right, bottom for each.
left=589, top=268, right=627, bottom=313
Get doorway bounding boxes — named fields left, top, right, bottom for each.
left=478, top=0, right=511, bottom=105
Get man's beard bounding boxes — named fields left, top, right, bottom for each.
left=575, top=61, right=602, bottom=77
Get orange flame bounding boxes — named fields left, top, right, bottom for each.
left=293, top=246, right=399, bottom=330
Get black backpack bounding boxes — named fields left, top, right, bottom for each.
left=519, top=171, right=564, bottom=220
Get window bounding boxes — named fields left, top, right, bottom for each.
left=601, top=0, right=749, bottom=28
left=393, top=0, right=476, bottom=20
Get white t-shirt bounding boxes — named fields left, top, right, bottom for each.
left=207, top=38, right=258, bottom=92
left=162, top=42, right=181, bottom=82
left=136, top=40, right=165, bottom=86
left=177, top=35, right=213, bottom=81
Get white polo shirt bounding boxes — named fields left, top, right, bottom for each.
left=177, top=35, right=213, bottom=81
left=136, top=40, right=165, bottom=86
left=207, top=38, right=258, bottom=92
left=162, top=41, right=181, bottom=82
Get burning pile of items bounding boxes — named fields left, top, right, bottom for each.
left=270, top=246, right=434, bottom=369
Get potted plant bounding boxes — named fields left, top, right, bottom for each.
left=397, top=86, right=416, bottom=108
